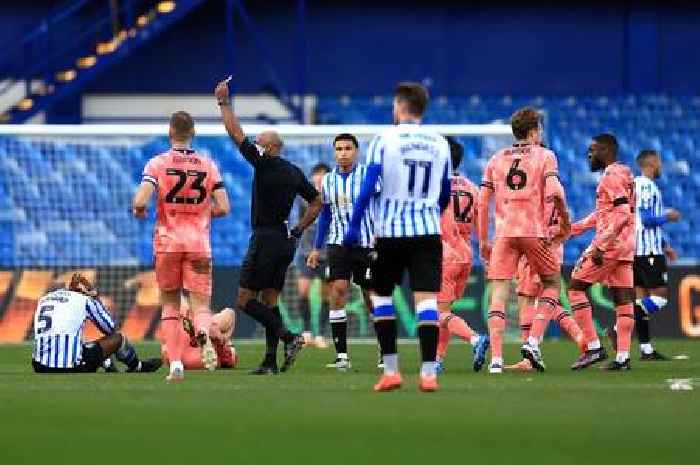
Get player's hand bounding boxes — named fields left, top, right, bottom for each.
left=132, top=206, right=146, bottom=219
left=664, top=246, right=678, bottom=263
left=665, top=208, right=681, bottom=222
left=479, top=243, right=491, bottom=264
left=307, top=250, right=321, bottom=269
left=591, top=247, right=604, bottom=266
left=69, top=273, right=98, bottom=298
left=215, top=76, right=232, bottom=103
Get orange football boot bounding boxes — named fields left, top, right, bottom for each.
left=373, top=373, right=403, bottom=392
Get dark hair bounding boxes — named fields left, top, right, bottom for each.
left=312, top=163, right=331, bottom=175
left=333, top=133, right=359, bottom=148
left=445, top=136, right=464, bottom=170
left=636, top=149, right=659, bottom=167
left=394, top=82, right=429, bottom=117
left=510, top=107, right=541, bottom=140
left=593, top=133, right=619, bottom=156
left=169, top=111, right=195, bottom=140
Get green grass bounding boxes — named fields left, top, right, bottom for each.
left=1, top=340, right=698, bottom=465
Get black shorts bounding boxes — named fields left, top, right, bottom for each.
left=326, top=245, right=373, bottom=289
left=32, top=341, right=104, bottom=373
left=371, top=235, right=442, bottom=296
left=633, top=254, right=668, bottom=289
left=240, top=228, right=297, bottom=292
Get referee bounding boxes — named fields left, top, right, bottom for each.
left=215, top=78, right=322, bottom=374
left=627, top=150, right=681, bottom=360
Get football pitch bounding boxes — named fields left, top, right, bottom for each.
left=1, top=340, right=698, bottom=465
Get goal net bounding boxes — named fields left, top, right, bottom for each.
left=0, top=124, right=512, bottom=342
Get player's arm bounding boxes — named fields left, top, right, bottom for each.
left=343, top=136, right=383, bottom=246
left=570, top=211, right=597, bottom=236
left=590, top=178, right=632, bottom=254
left=133, top=162, right=157, bottom=218
left=309, top=176, right=331, bottom=268
left=438, top=159, right=451, bottom=213
left=210, top=164, right=230, bottom=217
left=477, top=160, right=494, bottom=262
left=85, top=298, right=116, bottom=335
left=215, top=77, right=266, bottom=168
left=290, top=170, right=322, bottom=239
left=211, top=187, right=230, bottom=218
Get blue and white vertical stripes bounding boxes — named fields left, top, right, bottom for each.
left=32, top=290, right=115, bottom=368
left=365, top=123, right=451, bottom=238
left=322, top=163, right=376, bottom=248
left=635, top=176, right=665, bottom=256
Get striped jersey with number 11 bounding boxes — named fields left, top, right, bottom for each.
left=367, top=123, right=451, bottom=238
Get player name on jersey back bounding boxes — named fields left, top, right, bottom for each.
left=367, top=123, right=451, bottom=238
left=142, top=149, right=224, bottom=254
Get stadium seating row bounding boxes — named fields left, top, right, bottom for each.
left=0, top=95, right=696, bottom=266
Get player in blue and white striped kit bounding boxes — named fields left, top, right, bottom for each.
left=32, top=273, right=162, bottom=374
left=626, top=150, right=681, bottom=360
left=344, top=82, right=452, bottom=392
left=307, top=133, right=376, bottom=370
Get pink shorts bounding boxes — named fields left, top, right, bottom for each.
left=438, top=263, right=472, bottom=303
left=571, top=254, right=633, bottom=288
left=155, top=252, right=212, bottom=296
left=488, top=237, right=559, bottom=280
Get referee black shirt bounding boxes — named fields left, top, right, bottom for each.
left=237, top=137, right=318, bottom=230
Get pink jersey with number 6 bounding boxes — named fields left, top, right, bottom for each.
left=481, top=142, right=561, bottom=239
left=142, top=148, right=224, bottom=254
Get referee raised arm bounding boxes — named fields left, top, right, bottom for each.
left=215, top=78, right=322, bottom=374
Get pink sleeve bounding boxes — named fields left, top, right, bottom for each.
left=543, top=152, right=565, bottom=205
left=209, top=160, right=224, bottom=190
left=571, top=211, right=597, bottom=236
left=142, top=158, right=159, bottom=187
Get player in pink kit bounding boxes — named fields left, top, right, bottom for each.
left=567, top=134, right=637, bottom=371
left=507, top=202, right=586, bottom=371
left=133, top=111, right=230, bottom=382
left=436, top=137, right=489, bottom=373
left=161, top=303, right=239, bottom=370
left=478, top=107, right=569, bottom=373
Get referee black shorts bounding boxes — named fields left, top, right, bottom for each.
left=633, top=254, right=668, bottom=289
left=326, top=245, right=372, bottom=289
left=371, top=235, right=442, bottom=296
left=240, top=228, right=297, bottom=292
left=32, top=341, right=104, bottom=374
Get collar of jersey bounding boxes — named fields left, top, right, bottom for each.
left=334, top=163, right=358, bottom=177
left=397, top=120, right=421, bottom=125
left=171, top=147, right=195, bottom=154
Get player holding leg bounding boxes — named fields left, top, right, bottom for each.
left=32, top=273, right=161, bottom=374
left=344, top=82, right=452, bottom=392
left=478, top=107, right=569, bottom=374
left=162, top=307, right=239, bottom=370
left=568, top=134, right=636, bottom=371
left=435, top=137, right=489, bottom=373
left=307, top=133, right=376, bottom=371
left=133, top=111, right=230, bottom=382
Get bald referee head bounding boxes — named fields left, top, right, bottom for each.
left=256, top=131, right=283, bottom=157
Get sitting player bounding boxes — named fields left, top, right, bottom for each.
left=161, top=295, right=239, bottom=370
left=435, top=137, right=489, bottom=373
left=32, top=273, right=162, bottom=374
